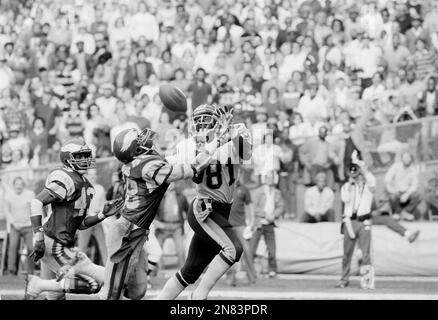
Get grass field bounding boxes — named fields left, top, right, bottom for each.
left=2, top=270, right=438, bottom=300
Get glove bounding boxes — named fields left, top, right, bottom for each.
left=213, top=105, right=234, bottom=145
left=29, top=231, right=45, bottom=262
left=102, top=198, right=124, bottom=218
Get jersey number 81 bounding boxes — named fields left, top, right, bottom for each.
left=193, top=158, right=235, bottom=189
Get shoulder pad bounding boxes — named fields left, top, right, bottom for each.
left=45, top=169, right=76, bottom=200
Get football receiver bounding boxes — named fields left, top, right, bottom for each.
left=98, top=126, right=219, bottom=300
left=157, top=104, right=252, bottom=300
left=24, top=140, right=123, bottom=300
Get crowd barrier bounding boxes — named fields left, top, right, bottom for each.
left=167, top=221, right=438, bottom=276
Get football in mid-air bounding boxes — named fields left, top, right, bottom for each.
left=159, top=84, right=187, bottom=113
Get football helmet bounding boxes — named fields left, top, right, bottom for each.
left=189, top=104, right=220, bottom=142
left=60, top=140, right=96, bottom=172
left=189, top=104, right=234, bottom=142
left=113, top=128, right=157, bottom=164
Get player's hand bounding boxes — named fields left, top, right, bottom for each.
left=102, top=199, right=124, bottom=218
left=191, top=152, right=212, bottom=174
left=214, top=105, right=234, bottom=144
left=30, top=232, right=45, bottom=262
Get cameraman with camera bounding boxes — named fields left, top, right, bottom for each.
left=336, top=151, right=376, bottom=290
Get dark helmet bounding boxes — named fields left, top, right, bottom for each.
left=60, top=139, right=95, bottom=172
left=113, top=128, right=157, bottom=164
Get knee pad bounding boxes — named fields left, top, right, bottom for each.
left=219, top=241, right=243, bottom=266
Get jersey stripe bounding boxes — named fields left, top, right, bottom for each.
left=46, top=180, right=68, bottom=199
left=46, top=169, right=75, bottom=199
left=161, top=165, right=174, bottom=185
left=151, top=163, right=166, bottom=184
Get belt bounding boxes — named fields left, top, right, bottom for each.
left=198, top=198, right=232, bottom=212
left=350, top=213, right=371, bottom=222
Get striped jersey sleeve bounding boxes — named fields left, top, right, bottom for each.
left=45, top=170, right=76, bottom=201
left=141, top=159, right=192, bottom=187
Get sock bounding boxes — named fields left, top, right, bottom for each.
left=155, top=274, right=186, bottom=300
left=192, top=255, right=231, bottom=300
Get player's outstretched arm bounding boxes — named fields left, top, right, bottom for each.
left=143, top=155, right=213, bottom=186
left=78, top=198, right=124, bottom=230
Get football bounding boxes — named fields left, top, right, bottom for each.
left=159, top=84, right=187, bottom=113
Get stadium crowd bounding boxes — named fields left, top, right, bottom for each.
left=1, top=0, right=438, bottom=279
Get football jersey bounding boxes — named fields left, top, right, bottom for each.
left=121, top=154, right=171, bottom=229
left=193, top=141, right=241, bottom=204
left=42, top=168, right=95, bottom=246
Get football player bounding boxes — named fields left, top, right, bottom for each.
left=24, top=140, right=123, bottom=300
left=98, top=125, right=219, bottom=300
left=157, top=104, right=252, bottom=300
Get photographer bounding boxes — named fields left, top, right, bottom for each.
left=336, top=151, right=375, bottom=290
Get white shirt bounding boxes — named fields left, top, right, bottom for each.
left=304, top=186, right=335, bottom=216
left=288, top=122, right=314, bottom=146
left=356, top=44, right=382, bottom=78
left=128, top=12, right=159, bottom=42
left=384, top=162, right=419, bottom=195
left=362, top=84, right=385, bottom=101
left=296, top=94, right=329, bottom=123
left=341, top=172, right=376, bottom=218
left=5, top=189, right=34, bottom=229
left=95, top=96, right=118, bottom=123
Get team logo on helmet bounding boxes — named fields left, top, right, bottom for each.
left=113, top=128, right=157, bottom=164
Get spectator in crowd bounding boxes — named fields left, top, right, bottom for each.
left=226, top=174, right=257, bottom=286
left=188, top=67, right=212, bottom=111
left=336, top=153, right=375, bottom=289
left=155, top=183, right=189, bottom=268
left=384, top=152, right=421, bottom=221
left=4, top=176, right=34, bottom=275
left=418, top=76, right=438, bottom=117
left=250, top=170, right=284, bottom=278
left=302, top=172, right=335, bottom=223
left=299, top=125, right=338, bottom=187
